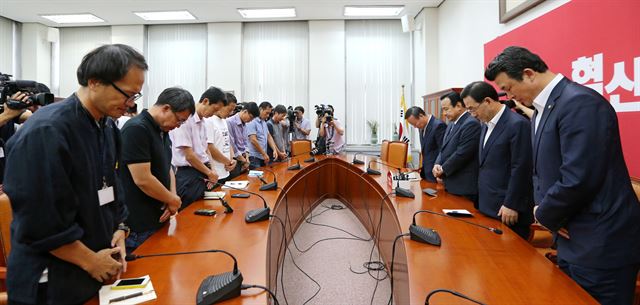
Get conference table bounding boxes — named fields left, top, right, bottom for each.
left=94, top=153, right=596, bottom=304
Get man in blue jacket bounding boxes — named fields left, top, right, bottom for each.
left=486, top=46, right=640, bottom=305
left=4, top=44, right=145, bottom=304
left=433, top=91, right=481, bottom=205
left=461, top=81, right=534, bottom=239
left=405, top=106, right=446, bottom=182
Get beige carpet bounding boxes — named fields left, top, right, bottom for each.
left=274, top=199, right=394, bottom=305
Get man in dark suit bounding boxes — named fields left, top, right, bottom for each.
left=433, top=92, right=481, bottom=205
left=405, top=106, right=446, bottom=182
left=486, top=46, right=640, bottom=305
left=461, top=81, right=534, bottom=239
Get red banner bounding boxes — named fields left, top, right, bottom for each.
left=484, top=0, right=640, bottom=178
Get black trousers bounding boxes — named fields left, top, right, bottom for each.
left=175, top=166, right=206, bottom=209
left=558, top=259, right=640, bottom=305
left=8, top=283, right=83, bottom=305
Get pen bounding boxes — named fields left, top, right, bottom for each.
left=108, top=290, right=154, bottom=303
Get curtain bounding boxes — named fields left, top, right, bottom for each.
left=242, top=21, right=308, bottom=107
left=146, top=24, right=207, bottom=109
left=0, top=16, right=14, bottom=76
left=345, top=20, right=410, bottom=145
left=58, top=27, right=112, bottom=97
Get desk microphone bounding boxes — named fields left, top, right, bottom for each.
left=125, top=249, right=243, bottom=305
left=410, top=209, right=502, bottom=245
left=216, top=182, right=271, bottom=223
left=259, top=168, right=277, bottom=191
left=366, top=160, right=414, bottom=198
left=287, top=160, right=302, bottom=171
left=304, top=156, right=316, bottom=163
left=352, top=152, right=380, bottom=165
left=425, top=289, right=486, bottom=305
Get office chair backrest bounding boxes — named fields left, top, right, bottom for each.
left=380, top=140, right=390, bottom=162
left=0, top=194, right=11, bottom=267
left=387, top=141, right=408, bottom=169
left=290, top=139, right=312, bottom=156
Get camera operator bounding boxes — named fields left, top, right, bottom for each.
left=318, top=107, right=345, bottom=154
left=291, top=106, right=311, bottom=140
left=0, top=92, right=33, bottom=187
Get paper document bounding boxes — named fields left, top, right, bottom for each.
left=222, top=180, right=249, bottom=189
left=248, top=170, right=264, bottom=177
left=442, top=209, right=473, bottom=216
left=203, top=191, right=226, bottom=199
left=99, top=276, right=156, bottom=305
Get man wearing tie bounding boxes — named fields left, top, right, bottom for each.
left=405, top=106, right=446, bottom=182
left=433, top=91, right=481, bottom=205
left=461, top=81, right=533, bottom=239
left=485, top=46, right=640, bottom=305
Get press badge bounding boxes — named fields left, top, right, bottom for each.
left=98, top=186, right=115, bottom=206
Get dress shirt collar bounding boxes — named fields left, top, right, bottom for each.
left=533, top=73, right=564, bottom=115
left=486, top=105, right=506, bottom=128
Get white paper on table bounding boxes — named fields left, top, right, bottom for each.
left=222, top=180, right=249, bottom=189
left=167, top=215, right=177, bottom=236
left=442, top=209, right=473, bottom=216
left=99, top=276, right=156, bottom=305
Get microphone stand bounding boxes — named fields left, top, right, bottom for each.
left=214, top=182, right=271, bottom=223
left=366, top=160, right=415, bottom=198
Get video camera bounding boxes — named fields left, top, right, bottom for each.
left=0, top=73, right=54, bottom=113
left=314, top=104, right=332, bottom=122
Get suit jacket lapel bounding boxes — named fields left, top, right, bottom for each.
left=421, top=118, right=435, bottom=153
left=533, top=77, right=569, bottom=169
left=479, top=124, right=487, bottom=164
left=442, top=112, right=468, bottom=150
left=480, top=110, right=509, bottom=165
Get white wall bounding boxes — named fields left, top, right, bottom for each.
left=308, top=20, right=345, bottom=141
left=415, top=0, right=570, bottom=93
left=111, top=25, right=145, bottom=53
left=58, top=26, right=111, bottom=97
left=207, top=23, right=242, bottom=97
left=20, top=23, right=51, bottom=88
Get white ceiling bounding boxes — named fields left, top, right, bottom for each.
left=0, top=0, right=444, bottom=27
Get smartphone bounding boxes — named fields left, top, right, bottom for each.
left=194, top=209, right=217, bottom=216
left=111, top=277, right=150, bottom=290
left=231, top=193, right=250, bottom=198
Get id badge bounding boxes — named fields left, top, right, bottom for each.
left=98, top=186, right=115, bottom=206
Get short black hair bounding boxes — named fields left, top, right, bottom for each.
left=155, top=87, right=195, bottom=114
left=440, top=91, right=465, bottom=108
left=273, top=104, right=287, bottom=114
left=200, top=86, right=226, bottom=105
left=405, top=106, right=426, bottom=120
left=225, top=92, right=237, bottom=105
left=294, top=106, right=304, bottom=113
left=485, top=46, right=549, bottom=81
left=243, top=102, right=260, bottom=118
left=77, top=44, right=148, bottom=86
left=259, top=101, right=273, bottom=110
left=460, top=81, right=499, bottom=103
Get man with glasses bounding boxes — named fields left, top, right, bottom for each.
left=170, top=86, right=226, bottom=208
left=433, top=91, right=481, bottom=206
left=119, top=87, right=195, bottom=253
left=461, top=81, right=533, bottom=239
left=4, top=44, right=147, bottom=305
left=404, top=106, right=446, bottom=182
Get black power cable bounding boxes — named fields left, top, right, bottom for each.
left=424, top=289, right=486, bottom=305
left=241, top=284, right=280, bottom=305
left=388, top=233, right=410, bottom=305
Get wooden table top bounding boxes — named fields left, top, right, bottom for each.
left=90, top=153, right=596, bottom=305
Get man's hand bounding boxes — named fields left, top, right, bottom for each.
left=206, top=171, right=219, bottom=188
left=320, top=114, right=327, bottom=124
left=294, top=122, right=301, bottom=130
left=2, top=92, right=28, bottom=120
left=498, top=205, right=519, bottom=226
left=533, top=205, right=570, bottom=239
left=85, top=247, right=123, bottom=282
left=110, top=230, right=127, bottom=279
left=224, top=159, right=237, bottom=171
left=432, top=164, right=444, bottom=178
left=277, top=151, right=287, bottom=160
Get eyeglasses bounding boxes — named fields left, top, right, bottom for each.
left=171, top=110, right=189, bottom=125
left=110, top=82, right=142, bottom=103
left=466, top=102, right=485, bottom=113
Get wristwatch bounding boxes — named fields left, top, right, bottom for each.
left=117, top=223, right=131, bottom=238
